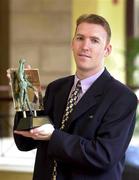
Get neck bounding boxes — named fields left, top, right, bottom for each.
left=76, top=67, right=104, bottom=80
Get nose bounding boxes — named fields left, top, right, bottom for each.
left=81, top=39, right=91, bottom=51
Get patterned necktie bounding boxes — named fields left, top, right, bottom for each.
left=61, top=80, right=81, bottom=130
left=52, top=80, right=81, bottom=180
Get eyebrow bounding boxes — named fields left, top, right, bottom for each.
left=76, top=33, right=100, bottom=41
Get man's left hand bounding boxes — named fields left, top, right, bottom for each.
left=14, top=124, right=54, bottom=140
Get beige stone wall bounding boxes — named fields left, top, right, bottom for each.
left=10, top=0, right=72, bottom=88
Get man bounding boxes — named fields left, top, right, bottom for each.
left=13, top=14, right=137, bottom=180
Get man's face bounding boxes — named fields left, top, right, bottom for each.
left=72, top=22, right=112, bottom=77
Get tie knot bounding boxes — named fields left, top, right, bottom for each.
left=76, top=80, right=81, bottom=90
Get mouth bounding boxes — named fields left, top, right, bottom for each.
left=78, top=53, right=91, bottom=59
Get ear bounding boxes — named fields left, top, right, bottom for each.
left=71, top=38, right=74, bottom=50
left=104, top=44, right=112, bottom=57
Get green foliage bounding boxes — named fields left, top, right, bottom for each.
left=126, top=37, right=139, bottom=86
left=134, top=105, right=139, bottom=136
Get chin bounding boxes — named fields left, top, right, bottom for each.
left=77, top=66, right=91, bottom=72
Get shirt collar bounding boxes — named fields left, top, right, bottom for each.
left=74, top=68, right=104, bottom=94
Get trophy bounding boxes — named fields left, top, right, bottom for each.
left=9, top=59, right=51, bottom=130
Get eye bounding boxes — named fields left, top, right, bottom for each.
left=75, top=36, right=84, bottom=41
left=91, top=38, right=99, bottom=43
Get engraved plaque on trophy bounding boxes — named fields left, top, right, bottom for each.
left=9, top=59, right=51, bottom=130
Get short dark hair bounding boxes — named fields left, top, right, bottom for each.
left=76, top=14, right=111, bottom=43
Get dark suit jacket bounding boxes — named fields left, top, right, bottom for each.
left=14, top=69, right=138, bottom=180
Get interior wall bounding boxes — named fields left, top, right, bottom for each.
left=0, top=0, right=9, bottom=84
left=0, top=0, right=10, bottom=136
left=10, top=0, right=72, bottom=86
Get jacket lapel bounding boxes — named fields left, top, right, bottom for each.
left=68, top=69, right=112, bottom=125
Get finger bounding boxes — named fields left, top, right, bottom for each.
left=32, top=134, right=50, bottom=140
left=6, top=69, right=11, bottom=81
left=6, top=69, right=10, bottom=77
left=30, top=124, right=54, bottom=137
left=14, top=130, right=32, bottom=137
left=14, top=130, right=25, bottom=134
left=30, top=126, right=43, bottom=133
left=25, top=64, right=31, bottom=69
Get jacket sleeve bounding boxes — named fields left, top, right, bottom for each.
left=47, top=91, right=138, bottom=171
